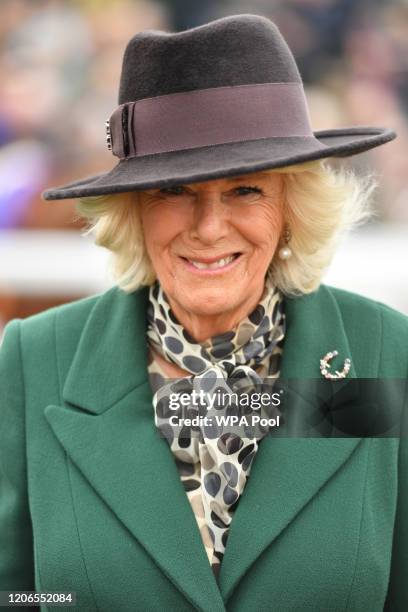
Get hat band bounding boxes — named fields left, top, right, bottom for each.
left=108, top=82, right=314, bottom=159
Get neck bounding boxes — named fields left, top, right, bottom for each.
left=168, top=287, right=265, bottom=342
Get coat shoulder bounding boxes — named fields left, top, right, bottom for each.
left=322, top=284, right=408, bottom=376
left=15, top=286, right=124, bottom=362
left=18, top=286, right=118, bottom=338
left=325, top=284, right=408, bottom=334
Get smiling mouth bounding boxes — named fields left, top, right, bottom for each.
left=179, top=252, right=242, bottom=271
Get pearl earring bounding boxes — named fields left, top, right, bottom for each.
left=278, top=224, right=292, bottom=260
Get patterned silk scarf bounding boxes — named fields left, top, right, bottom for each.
left=146, top=275, right=286, bottom=577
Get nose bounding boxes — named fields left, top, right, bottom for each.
left=189, top=192, right=230, bottom=244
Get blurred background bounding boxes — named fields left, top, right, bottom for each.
left=1, top=0, right=407, bottom=335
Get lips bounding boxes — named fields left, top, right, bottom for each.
left=179, top=252, right=242, bottom=272
left=188, top=254, right=236, bottom=269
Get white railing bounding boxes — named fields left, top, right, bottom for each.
left=0, top=224, right=407, bottom=313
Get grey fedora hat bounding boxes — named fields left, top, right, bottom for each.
left=42, top=13, right=396, bottom=201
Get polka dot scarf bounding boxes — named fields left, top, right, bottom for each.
left=146, top=275, right=285, bottom=579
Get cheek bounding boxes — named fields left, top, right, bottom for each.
left=140, top=205, right=187, bottom=258
left=238, top=205, right=283, bottom=254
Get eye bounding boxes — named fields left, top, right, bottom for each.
left=159, top=186, right=187, bottom=196
left=234, top=185, right=264, bottom=196
left=226, top=184, right=265, bottom=205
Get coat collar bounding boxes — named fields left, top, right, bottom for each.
left=45, top=284, right=362, bottom=611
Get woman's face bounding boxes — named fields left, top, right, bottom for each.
left=138, top=170, right=285, bottom=339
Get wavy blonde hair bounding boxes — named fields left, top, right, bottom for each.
left=75, top=159, right=377, bottom=296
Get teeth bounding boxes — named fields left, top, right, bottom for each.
left=189, top=255, right=235, bottom=269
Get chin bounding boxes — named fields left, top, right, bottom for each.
left=179, top=286, right=241, bottom=317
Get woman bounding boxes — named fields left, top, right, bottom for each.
left=1, top=13, right=407, bottom=612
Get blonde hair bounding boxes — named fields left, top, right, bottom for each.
left=75, top=159, right=377, bottom=296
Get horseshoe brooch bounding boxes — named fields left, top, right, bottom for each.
left=320, top=350, right=351, bottom=380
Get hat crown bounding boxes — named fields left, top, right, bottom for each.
left=118, top=14, right=302, bottom=105
left=42, top=13, right=395, bottom=201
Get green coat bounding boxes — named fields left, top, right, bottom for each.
left=0, top=284, right=407, bottom=612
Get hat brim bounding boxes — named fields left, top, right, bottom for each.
left=42, top=126, right=396, bottom=201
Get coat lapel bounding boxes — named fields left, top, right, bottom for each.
left=44, top=286, right=226, bottom=612
left=217, top=286, right=363, bottom=602
left=44, top=284, right=364, bottom=610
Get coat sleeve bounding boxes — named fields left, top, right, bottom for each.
left=384, top=383, right=408, bottom=611
left=0, top=319, right=36, bottom=594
